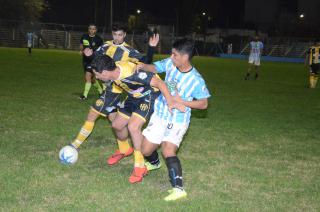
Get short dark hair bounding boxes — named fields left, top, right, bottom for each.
left=112, top=23, right=127, bottom=32
left=172, top=38, right=195, bottom=60
left=88, top=24, right=97, bottom=29
left=91, top=55, right=116, bottom=73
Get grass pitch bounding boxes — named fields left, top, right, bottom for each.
left=0, top=47, right=319, bottom=211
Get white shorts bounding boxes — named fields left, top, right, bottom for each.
left=142, top=114, right=189, bottom=147
left=27, top=41, right=32, bottom=48
left=248, top=56, right=261, bottom=66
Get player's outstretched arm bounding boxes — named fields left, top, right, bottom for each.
left=135, top=63, right=158, bottom=73
left=150, top=77, right=186, bottom=112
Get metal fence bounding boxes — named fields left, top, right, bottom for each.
left=0, top=19, right=314, bottom=58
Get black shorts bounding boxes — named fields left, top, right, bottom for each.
left=83, top=58, right=93, bottom=73
left=118, top=92, right=160, bottom=122
left=91, top=90, right=122, bottom=117
left=310, top=64, right=319, bottom=74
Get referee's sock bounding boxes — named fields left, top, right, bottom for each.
left=83, top=82, right=91, bottom=98
left=93, top=81, right=103, bottom=94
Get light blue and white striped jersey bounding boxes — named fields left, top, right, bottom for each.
left=153, top=58, right=211, bottom=124
left=249, top=41, right=263, bottom=58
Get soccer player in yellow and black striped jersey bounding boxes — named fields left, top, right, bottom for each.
left=306, top=41, right=320, bottom=88
left=92, top=54, right=185, bottom=183
left=70, top=24, right=159, bottom=166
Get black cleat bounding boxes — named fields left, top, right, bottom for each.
left=79, top=95, right=87, bottom=100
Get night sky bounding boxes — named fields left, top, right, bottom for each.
left=42, top=0, right=244, bottom=27
left=41, top=0, right=319, bottom=32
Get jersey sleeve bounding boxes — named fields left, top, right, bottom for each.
left=191, top=77, right=211, bottom=99
left=93, top=42, right=110, bottom=57
left=80, top=34, right=85, bottom=44
left=128, top=48, right=144, bottom=61
left=154, top=58, right=171, bottom=73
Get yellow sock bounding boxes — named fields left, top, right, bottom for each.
left=134, top=150, right=144, bottom=167
left=117, top=139, right=131, bottom=153
left=71, top=121, right=94, bottom=148
left=314, top=76, right=318, bottom=88
left=310, top=75, right=315, bottom=88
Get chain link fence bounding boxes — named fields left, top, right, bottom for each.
left=0, top=19, right=316, bottom=58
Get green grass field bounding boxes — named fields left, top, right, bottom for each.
left=0, top=47, right=319, bottom=211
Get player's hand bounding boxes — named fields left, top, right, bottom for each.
left=79, top=50, right=83, bottom=55
left=149, top=33, right=159, bottom=47
left=167, top=99, right=186, bottom=113
left=83, top=48, right=93, bottom=57
left=134, top=63, right=145, bottom=73
left=172, top=101, right=186, bottom=113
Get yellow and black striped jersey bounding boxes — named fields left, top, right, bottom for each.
left=95, top=40, right=144, bottom=63
left=95, top=41, right=148, bottom=94
left=110, top=61, right=160, bottom=98
left=307, top=46, right=320, bottom=65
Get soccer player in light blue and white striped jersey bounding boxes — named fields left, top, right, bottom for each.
left=245, top=36, right=264, bottom=80
left=139, top=38, right=211, bottom=201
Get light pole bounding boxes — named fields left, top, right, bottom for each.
left=110, top=0, right=113, bottom=31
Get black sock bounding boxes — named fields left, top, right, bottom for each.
left=145, top=151, right=160, bottom=165
left=166, top=156, right=183, bottom=189
left=28, top=48, right=31, bottom=54
left=255, top=73, right=259, bottom=79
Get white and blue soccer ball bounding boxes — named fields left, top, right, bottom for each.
left=59, top=145, right=78, bottom=165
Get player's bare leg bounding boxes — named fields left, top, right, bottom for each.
left=108, top=114, right=133, bottom=165
left=90, top=75, right=103, bottom=95
left=245, top=64, right=253, bottom=80
left=142, top=139, right=162, bottom=171
left=127, top=115, right=148, bottom=183
left=254, top=65, right=260, bottom=80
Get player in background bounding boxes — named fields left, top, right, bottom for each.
left=70, top=24, right=159, bottom=167
left=26, top=32, right=33, bottom=55
left=245, top=36, right=264, bottom=80
left=79, top=24, right=104, bottom=100
left=138, top=38, right=211, bottom=201
left=92, top=55, right=185, bottom=183
left=305, top=40, right=320, bottom=88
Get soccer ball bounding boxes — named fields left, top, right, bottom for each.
left=59, top=145, right=78, bottom=165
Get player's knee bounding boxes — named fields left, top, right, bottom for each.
left=87, top=109, right=99, bottom=121
left=112, top=121, right=123, bottom=131
left=162, top=149, right=176, bottom=158
left=127, top=122, right=141, bottom=134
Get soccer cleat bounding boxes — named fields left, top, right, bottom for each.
left=129, top=166, right=148, bottom=184
left=107, top=147, right=134, bottom=165
left=164, top=188, right=187, bottom=201
left=145, top=161, right=162, bottom=171
left=79, top=95, right=87, bottom=100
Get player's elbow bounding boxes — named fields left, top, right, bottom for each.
left=199, top=99, right=208, bottom=109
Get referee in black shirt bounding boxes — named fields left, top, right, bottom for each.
left=79, top=24, right=104, bottom=100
